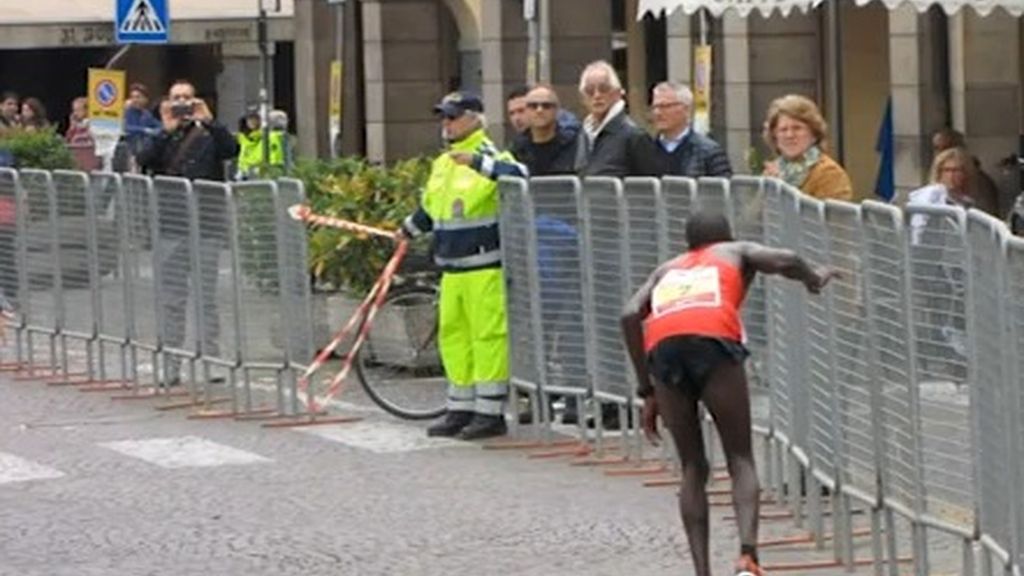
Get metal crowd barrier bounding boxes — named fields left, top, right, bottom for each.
left=498, top=175, right=1023, bottom=575
left=0, top=168, right=315, bottom=419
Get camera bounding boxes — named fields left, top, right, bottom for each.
left=170, top=100, right=195, bottom=119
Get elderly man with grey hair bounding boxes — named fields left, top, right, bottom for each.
left=649, top=81, right=732, bottom=178
left=576, top=60, right=657, bottom=178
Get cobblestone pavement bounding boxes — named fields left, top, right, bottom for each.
left=0, top=364, right=946, bottom=576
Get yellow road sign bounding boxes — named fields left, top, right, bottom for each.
left=88, top=68, right=126, bottom=126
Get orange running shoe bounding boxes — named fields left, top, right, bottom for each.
left=734, top=554, right=764, bottom=576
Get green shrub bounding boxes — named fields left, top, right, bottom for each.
left=0, top=128, right=74, bottom=171
left=293, top=156, right=432, bottom=294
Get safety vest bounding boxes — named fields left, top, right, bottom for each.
left=415, top=128, right=505, bottom=272
left=237, top=131, right=286, bottom=177
left=643, top=245, right=747, bottom=352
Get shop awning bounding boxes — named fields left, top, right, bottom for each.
left=638, top=0, right=1024, bottom=18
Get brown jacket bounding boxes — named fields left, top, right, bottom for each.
left=802, top=154, right=854, bottom=202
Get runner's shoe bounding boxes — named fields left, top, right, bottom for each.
left=734, top=554, right=764, bottom=576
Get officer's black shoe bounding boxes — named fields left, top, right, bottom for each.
left=456, top=414, right=508, bottom=441
left=426, top=410, right=474, bottom=438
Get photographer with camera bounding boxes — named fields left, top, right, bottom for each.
left=138, top=80, right=239, bottom=181
left=138, top=80, right=239, bottom=387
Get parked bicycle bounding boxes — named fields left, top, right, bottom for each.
left=352, top=244, right=447, bottom=420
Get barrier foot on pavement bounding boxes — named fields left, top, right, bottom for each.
left=261, top=414, right=363, bottom=428
left=13, top=370, right=88, bottom=382
left=759, top=528, right=873, bottom=549
left=526, top=443, right=595, bottom=459
left=709, top=498, right=776, bottom=507
left=643, top=475, right=681, bottom=487
left=48, top=377, right=126, bottom=387
left=78, top=381, right=136, bottom=392
left=110, top=388, right=191, bottom=400
left=186, top=407, right=276, bottom=420
left=570, top=454, right=631, bottom=466
left=481, top=438, right=580, bottom=450
left=763, top=557, right=911, bottom=572
left=604, top=462, right=670, bottom=477
left=154, top=397, right=230, bottom=412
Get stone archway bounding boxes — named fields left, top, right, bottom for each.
left=441, top=0, right=482, bottom=93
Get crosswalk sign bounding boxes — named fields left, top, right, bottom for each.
left=115, top=0, right=169, bottom=44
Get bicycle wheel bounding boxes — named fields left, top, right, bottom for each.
left=355, top=284, right=446, bottom=420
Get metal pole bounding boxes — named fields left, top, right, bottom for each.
left=525, top=0, right=539, bottom=84
left=334, top=0, right=346, bottom=158
left=258, top=0, right=272, bottom=169
left=538, top=0, right=550, bottom=83
left=827, top=0, right=845, bottom=164
left=699, top=7, right=708, bottom=46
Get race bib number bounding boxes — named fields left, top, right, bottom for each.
left=651, top=267, right=721, bottom=316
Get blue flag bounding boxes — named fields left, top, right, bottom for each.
left=874, top=97, right=895, bottom=202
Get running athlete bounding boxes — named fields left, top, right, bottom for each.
left=621, top=212, right=838, bottom=576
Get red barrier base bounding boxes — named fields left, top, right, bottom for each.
left=481, top=438, right=580, bottom=450
left=78, top=382, right=136, bottom=392
left=154, top=397, right=229, bottom=412
left=262, top=415, right=363, bottom=428
left=48, top=378, right=126, bottom=387
left=759, top=527, right=872, bottom=549
left=763, top=556, right=910, bottom=572
left=110, top=388, right=191, bottom=401
left=186, top=407, right=277, bottom=420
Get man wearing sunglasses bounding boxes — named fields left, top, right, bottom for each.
left=509, top=84, right=583, bottom=177
left=397, top=92, right=528, bottom=440
left=576, top=60, right=657, bottom=178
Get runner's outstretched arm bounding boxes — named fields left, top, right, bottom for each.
left=738, top=242, right=838, bottom=294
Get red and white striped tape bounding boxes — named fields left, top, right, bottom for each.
left=287, top=205, right=410, bottom=414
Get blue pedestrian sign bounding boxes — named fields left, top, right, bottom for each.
left=115, top=0, right=169, bottom=44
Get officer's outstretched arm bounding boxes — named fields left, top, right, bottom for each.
left=469, top=152, right=530, bottom=181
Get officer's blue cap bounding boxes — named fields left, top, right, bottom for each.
left=434, top=92, right=484, bottom=118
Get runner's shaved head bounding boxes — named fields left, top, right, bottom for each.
left=685, top=212, right=734, bottom=249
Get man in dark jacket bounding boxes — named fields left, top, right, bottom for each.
left=138, top=80, right=239, bottom=387
left=509, top=84, right=582, bottom=176
left=138, top=80, right=239, bottom=181
left=649, top=81, right=732, bottom=178
left=576, top=60, right=657, bottom=178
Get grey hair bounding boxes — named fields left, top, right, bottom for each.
left=653, top=81, right=694, bottom=109
left=269, top=109, right=289, bottom=130
left=466, top=111, right=487, bottom=127
left=578, top=60, right=623, bottom=94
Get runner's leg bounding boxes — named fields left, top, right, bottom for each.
left=655, top=381, right=711, bottom=576
left=700, top=360, right=760, bottom=562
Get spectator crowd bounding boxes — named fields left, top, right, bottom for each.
left=0, top=82, right=294, bottom=181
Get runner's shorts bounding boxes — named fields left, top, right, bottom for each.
left=648, top=335, right=749, bottom=397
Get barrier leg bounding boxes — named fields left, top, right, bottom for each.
left=871, top=507, right=884, bottom=576
left=961, top=536, right=975, bottom=576
left=912, top=522, right=929, bottom=576
left=885, top=507, right=899, bottom=576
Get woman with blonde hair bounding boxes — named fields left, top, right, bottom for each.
left=762, top=94, right=853, bottom=201
left=908, top=146, right=976, bottom=242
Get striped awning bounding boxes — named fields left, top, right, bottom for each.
left=638, top=0, right=1024, bottom=18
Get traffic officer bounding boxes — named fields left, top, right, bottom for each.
left=397, top=92, right=528, bottom=440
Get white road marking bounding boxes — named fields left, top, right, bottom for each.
left=99, top=436, right=271, bottom=469
left=300, top=421, right=469, bottom=454
left=0, top=453, right=65, bottom=485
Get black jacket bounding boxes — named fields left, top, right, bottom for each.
left=577, top=110, right=658, bottom=178
left=651, top=130, right=733, bottom=178
left=509, top=118, right=582, bottom=177
left=138, top=120, right=239, bottom=182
